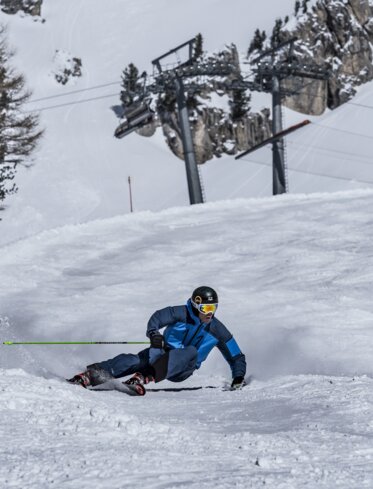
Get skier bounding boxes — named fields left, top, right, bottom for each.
left=68, top=286, right=247, bottom=392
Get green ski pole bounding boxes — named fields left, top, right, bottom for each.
left=3, top=341, right=150, bottom=345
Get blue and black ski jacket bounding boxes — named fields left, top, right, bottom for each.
left=147, top=299, right=246, bottom=378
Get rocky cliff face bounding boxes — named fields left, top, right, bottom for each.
left=252, top=0, right=373, bottom=114
left=0, top=0, right=42, bottom=16
left=159, top=106, right=271, bottom=165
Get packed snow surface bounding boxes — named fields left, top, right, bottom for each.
left=1, top=190, right=373, bottom=488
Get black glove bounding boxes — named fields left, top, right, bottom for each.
left=231, top=376, right=246, bottom=390
left=149, top=331, right=164, bottom=349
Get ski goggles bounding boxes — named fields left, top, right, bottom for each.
left=192, top=301, right=218, bottom=315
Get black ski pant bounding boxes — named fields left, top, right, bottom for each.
left=94, top=346, right=198, bottom=383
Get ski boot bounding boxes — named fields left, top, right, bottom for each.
left=67, top=371, right=92, bottom=388
left=67, top=364, right=113, bottom=388
left=124, top=372, right=155, bottom=396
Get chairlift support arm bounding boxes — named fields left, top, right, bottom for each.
left=152, top=38, right=196, bottom=73
left=235, top=119, right=311, bottom=160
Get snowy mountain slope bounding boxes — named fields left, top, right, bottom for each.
left=1, top=0, right=373, bottom=245
left=1, top=190, right=373, bottom=488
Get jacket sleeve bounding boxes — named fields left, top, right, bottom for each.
left=146, top=306, right=186, bottom=337
left=212, top=318, right=246, bottom=378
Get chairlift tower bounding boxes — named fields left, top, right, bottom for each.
left=173, top=75, right=202, bottom=204
left=249, top=38, right=330, bottom=195
left=115, top=38, right=239, bottom=205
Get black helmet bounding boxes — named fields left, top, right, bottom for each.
left=191, top=286, right=218, bottom=305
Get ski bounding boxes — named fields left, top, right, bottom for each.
left=147, top=385, right=218, bottom=392
left=89, top=378, right=146, bottom=396
left=147, top=375, right=254, bottom=393
left=67, top=375, right=252, bottom=395
left=147, top=385, right=244, bottom=393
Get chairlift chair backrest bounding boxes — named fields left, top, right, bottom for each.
left=114, top=101, right=154, bottom=139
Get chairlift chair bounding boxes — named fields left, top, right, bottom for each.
left=114, top=100, right=154, bottom=139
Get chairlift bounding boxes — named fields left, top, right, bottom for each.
left=114, top=100, right=154, bottom=139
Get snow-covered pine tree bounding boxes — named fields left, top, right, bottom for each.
left=0, top=25, right=42, bottom=202
left=248, top=29, right=267, bottom=56
left=302, top=0, right=310, bottom=14
left=271, top=18, right=283, bottom=47
left=193, top=33, right=204, bottom=61
left=231, top=84, right=251, bottom=121
left=120, top=63, right=144, bottom=107
left=294, top=1, right=301, bottom=15
left=186, top=33, right=205, bottom=111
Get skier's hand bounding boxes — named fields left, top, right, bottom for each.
left=149, top=331, right=164, bottom=349
left=231, top=376, right=246, bottom=390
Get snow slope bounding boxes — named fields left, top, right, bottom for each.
left=1, top=190, right=373, bottom=488
left=1, top=0, right=373, bottom=244
left=1, top=370, right=371, bottom=489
